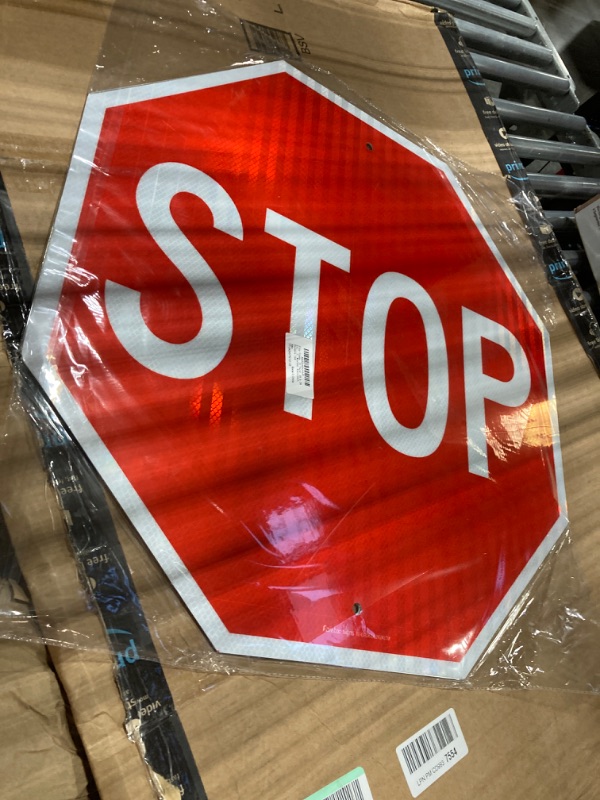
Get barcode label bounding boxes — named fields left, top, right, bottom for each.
left=304, top=768, right=374, bottom=800
left=241, top=19, right=300, bottom=59
left=401, top=713, right=456, bottom=774
left=322, top=777, right=364, bottom=800
left=397, top=709, right=467, bottom=797
left=285, top=333, right=315, bottom=399
left=303, top=347, right=311, bottom=386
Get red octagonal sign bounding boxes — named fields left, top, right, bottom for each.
left=24, top=62, right=567, bottom=679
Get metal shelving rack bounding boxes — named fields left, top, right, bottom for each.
left=458, top=0, right=600, bottom=271
left=421, top=0, right=600, bottom=312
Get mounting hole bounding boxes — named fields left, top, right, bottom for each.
left=353, top=602, right=363, bottom=615
left=366, top=142, right=373, bottom=151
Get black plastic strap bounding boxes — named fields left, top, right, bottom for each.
left=0, top=172, right=207, bottom=800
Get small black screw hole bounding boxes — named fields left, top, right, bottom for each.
left=353, top=602, right=363, bottom=615
left=366, top=142, right=373, bottom=151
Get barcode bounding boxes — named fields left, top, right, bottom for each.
left=241, top=19, right=299, bottom=59
left=322, top=777, right=365, bottom=800
left=400, top=713, right=457, bottom=775
left=303, top=347, right=311, bottom=385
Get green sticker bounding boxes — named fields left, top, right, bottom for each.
left=304, top=767, right=370, bottom=800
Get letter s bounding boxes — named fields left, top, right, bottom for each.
left=105, top=162, right=243, bottom=379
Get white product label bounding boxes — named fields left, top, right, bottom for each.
left=575, top=196, right=600, bottom=282
left=304, top=767, right=374, bottom=800
left=396, top=708, right=468, bottom=797
left=285, top=333, right=315, bottom=399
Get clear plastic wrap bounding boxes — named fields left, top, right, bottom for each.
left=1, top=0, right=599, bottom=695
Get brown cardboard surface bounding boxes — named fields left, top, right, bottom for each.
left=0, top=212, right=88, bottom=796
left=53, top=657, right=600, bottom=799
left=0, top=637, right=90, bottom=800
left=1, top=1, right=600, bottom=799
left=0, top=357, right=90, bottom=800
left=0, top=0, right=113, bottom=269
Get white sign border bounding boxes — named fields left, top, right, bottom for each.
left=22, top=60, right=568, bottom=680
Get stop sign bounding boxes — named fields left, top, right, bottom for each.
left=24, top=61, right=567, bottom=679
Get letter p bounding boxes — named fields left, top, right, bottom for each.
left=462, top=308, right=531, bottom=479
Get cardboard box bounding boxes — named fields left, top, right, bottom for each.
left=0, top=637, right=90, bottom=800
left=1, top=1, right=600, bottom=799
left=0, top=353, right=90, bottom=798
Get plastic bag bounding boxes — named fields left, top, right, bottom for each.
left=1, top=0, right=598, bottom=692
